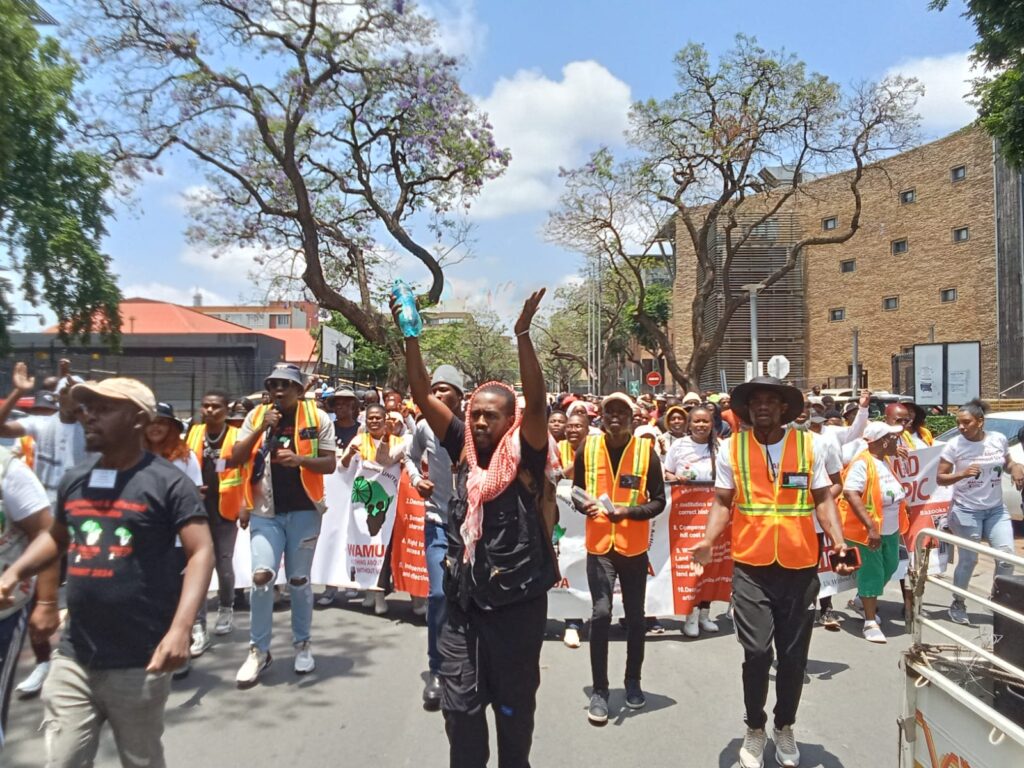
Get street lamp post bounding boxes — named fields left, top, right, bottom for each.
left=742, top=283, right=762, bottom=380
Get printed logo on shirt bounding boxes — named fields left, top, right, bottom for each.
left=65, top=498, right=145, bottom=578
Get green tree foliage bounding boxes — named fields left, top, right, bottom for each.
left=323, top=312, right=390, bottom=385
left=418, top=311, right=517, bottom=387
left=0, top=0, right=120, bottom=348
left=932, top=0, right=1024, bottom=165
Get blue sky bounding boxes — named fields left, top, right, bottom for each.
left=13, top=0, right=979, bottom=329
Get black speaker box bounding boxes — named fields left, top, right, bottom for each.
left=992, top=574, right=1024, bottom=727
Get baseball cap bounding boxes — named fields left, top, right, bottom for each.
left=31, top=391, right=59, bottom=411
left=71, top=378, right=157, bottom=420
left=601, top=392, right=636, bottom=412
left=863, top=422, right=903, bottom=443
left=842, top=401, right=859, bottom=415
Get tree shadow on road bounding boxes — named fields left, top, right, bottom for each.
left=718, top=737, right=847, bottom=767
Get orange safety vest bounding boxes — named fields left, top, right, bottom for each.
left=838, top=450, right=909, bottom=545
left=186, top=424, right=245, bottom=521
left=731, top=429, right=818, bottom=569
left=18, top=436, right=35, bottom=471
left=557, top=439, right=576, bottom=472
left=250, top=401, right=325, bottom=505
left=582, top=435, right=652, bottom=556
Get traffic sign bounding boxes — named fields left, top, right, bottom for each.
left=627, top=380, right=640, bottom=396
left=645, top=370, right=662, bottom=388
left=767, top=355, right=790, bottom=380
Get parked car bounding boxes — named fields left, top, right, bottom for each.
left=817, top=389, right=908, bottom=418
left=936, top=410, right=1024, bottom=521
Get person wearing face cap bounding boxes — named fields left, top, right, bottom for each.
left=0, top=378, right=214, bottom=766
left=572, top=391, right=666, bottom=724
left=838, top=422, right=908, bottom=643
left=401, top=363, right=464, bottom=710
left=230, top=363, right=337, bottom=687
left=688, top=376, right=853, bottom=768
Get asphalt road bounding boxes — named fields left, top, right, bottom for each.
left=3, top=579, right=935, bottom=768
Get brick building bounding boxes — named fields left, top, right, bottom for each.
left=671, top=124, right=1024, bottom=398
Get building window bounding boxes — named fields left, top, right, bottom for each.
left=899, top=188, right=916, bottom=205
left=840, top=259, right=856, bottom=273
left=953, top=226, right=970, bottom=242
left=940, top=288, right=958, bottom=303
left=891, top=238, right=908, bottom=255
left=951, top=165, right=967, bottom=182
left=822, top=216, right=838, bottom=231
left=829, top=308, right=846, bottom=322
left=883, top=296, right=899, bottom=311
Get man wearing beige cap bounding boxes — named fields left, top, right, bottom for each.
left=0, top=378, right=214, bottom=768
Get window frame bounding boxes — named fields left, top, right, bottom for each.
left=829, top=307, right=846, bottom=322
left=940, top=288, right=958, bottom=303
left=899, top=188, right=917, bottom=205
left=891, top=238, right=909, bottom=255
left=952, top=226, right=970, bottom=243
left=840, top=259, right=856, bottom=274
left=822, top=216, right=838, bottom=231
left=882, top=296, right=899, bottom=311
left=950, top=165, right=967, bottom=183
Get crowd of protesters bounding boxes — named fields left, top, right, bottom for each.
left=0, top=288, right=1020, bottom=768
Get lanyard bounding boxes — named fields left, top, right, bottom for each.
left=765, top=445, right=778, bottom=483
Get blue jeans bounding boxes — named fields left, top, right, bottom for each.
left=947, top=503, right=1015, bottom=592
left=425, top=521, right=449, bottom=674
left=249, top=510, right=322, bottom=653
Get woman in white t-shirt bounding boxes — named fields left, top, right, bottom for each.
left=937, top=399, right=1024, bottom=625
left=664, top=404, right=723, bottom=637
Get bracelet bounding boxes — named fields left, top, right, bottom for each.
left=516, top=327, right=531, bottom=337
left=35, top=600, right=58, bottom=606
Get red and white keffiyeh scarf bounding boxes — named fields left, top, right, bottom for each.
left=460, top=381, right=560, bottom=563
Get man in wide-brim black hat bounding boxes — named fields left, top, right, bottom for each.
left=729, top=376, right=805, bottom=426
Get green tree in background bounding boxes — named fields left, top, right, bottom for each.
left=0, top=0, right=120, bottom=349
left=419, top=311, right=517, bottom=387
left=932, top=0, right=1024, bottom=165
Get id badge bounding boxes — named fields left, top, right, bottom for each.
left=619, top=474, right=641, bottom=490
left=89, top=469, right=118, bottom=489
left=215, top=459, right=227, bottom=473
left=781, top=472, right=809, bottom=490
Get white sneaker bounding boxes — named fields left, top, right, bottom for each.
left=862, top=620, right=887, bottom=644
left=772, top=725, right=801, bottom=767
left=739, top=727, right=767, bottom=768
left=563, top=627, right=581, bottom=649
left=683, top=610, right=700, bottom=637
left=213, top=607, right=234, bottom=636
left=316, top=587, right=338, bottom=607
left=847, top=596, right=865, bottom=619
left=410, top=596, right=427, bottom=616
left=361, top=591, right=375, bottom=609
left=236, top=645, right=272, bottom=688
left=374, top=592, right=388, bottom=615
left=699, top=608, right=719, bottom=633
left=189, top=623, right=211, bottom=657
left=15, top=661, right=50, bottom=698
left=294, top=641, right=315, bottom=674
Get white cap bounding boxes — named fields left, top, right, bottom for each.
left=682, top=392, right=702, bottom=405
left=863, top=422, right=903, bottom=443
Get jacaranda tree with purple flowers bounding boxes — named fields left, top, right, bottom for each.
left=69, top=0, right=509, bottom=350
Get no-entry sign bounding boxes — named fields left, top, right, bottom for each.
left=646, top=370, right=662, bottom=388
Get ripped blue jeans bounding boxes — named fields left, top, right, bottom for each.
left=249, top=510, right=322, bottom=653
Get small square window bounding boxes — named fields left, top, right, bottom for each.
left=822, top=216, right=838, bottom=231
left=891, top=239, right=908, bottom=255
left=883, top=296, right=899, bottom=311
left=899, top=189, right=916, bottom=205
left=953, top=226, right=970, bottom=242
left=840, top=259, right=856, bottom=273
left=940, top=288, right=958, bottom=303
left=829, top=308, right=846, bottom=322
left=951, top=165, right=967, bottom=182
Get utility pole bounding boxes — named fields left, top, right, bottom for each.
left=743, top=284, right=761, bottom=380
left=852, top=328, right=860, bottom=389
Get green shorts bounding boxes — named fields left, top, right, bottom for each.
left=847, top=533, right=900, bottom=598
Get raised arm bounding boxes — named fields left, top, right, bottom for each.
left=0, top=362, right=35, bottom=439
left=515, top=288, right=548, bottom=451
left=390, top=297, right=454, bottom=441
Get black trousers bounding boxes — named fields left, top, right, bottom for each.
left=440, top=594, right=547, bottom=768
left=587, top=550, right=648, bottom=692
left=732, top=563, right=819, bottom=730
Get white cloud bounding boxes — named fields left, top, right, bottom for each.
left=471, top=60, right=632, bottom=220
left=886, top=51, right=978, bottom=137
left=420, top=0, right=486, bottom=61
left=164, top=184, right=216, bottom=212
left=120, top=282, right=232, bottom=307
left=180, top=243, right=270, bottom=282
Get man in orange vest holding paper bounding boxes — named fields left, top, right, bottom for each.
left=690, top=377, right=854, bottom=768
left=572, top=392, right=666, bottom=725
left=230, top=364, right=337, bottom=687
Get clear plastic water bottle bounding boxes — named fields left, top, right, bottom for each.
left=391, top=279, right=423, bottom=338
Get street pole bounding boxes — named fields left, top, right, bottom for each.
left=596, top=254, right=602, bottom=397
left=852, top=328, right=860, bottom=389
left=744, top=284, right=760, bottom=380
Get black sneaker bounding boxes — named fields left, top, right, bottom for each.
left=819, top=608, right=841, bottom=632
left=588, top=690, right=609, bottom=724
left=625, top=679, right=646, bottom=709
left=422, top=674, right=442, bottom=711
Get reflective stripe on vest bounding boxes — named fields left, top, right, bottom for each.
left=185, top=424, right=245, bottom=520
left=558, top=440, right=575, bottom=472
left=19, top=436, right=34, bottom=472
left=251, top=402, right=325, bottom=505
left=582, top=435, right=651, bottom=556
left=839, top=450, right=909, bottom=546
left=731, top=429, right=818, bottom=569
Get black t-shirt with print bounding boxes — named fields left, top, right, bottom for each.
left=200, top=427, right=226, bottom=519
left=334, top=422, right=360, bottom=450
left=269, top=410, right=313, bottom=513
left=56, top=452, right=207, bottom=669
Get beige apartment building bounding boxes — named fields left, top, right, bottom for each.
left=671, top=124, right=1023, bottom=398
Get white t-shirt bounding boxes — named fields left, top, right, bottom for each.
left=171, top=453, right=203, bottom=486
left=19, top=415, right=91, bottom=502
left=940, top=432, right=1009, bottom=511
left=810, top=429, right=843, bottom=477
left=716, top=429, right=832, bottom=492
left=2, top=458, right=51, bottom=524
left=664, top=436, right=716, bottom=483
left=843, top=455, right=906, bottom=535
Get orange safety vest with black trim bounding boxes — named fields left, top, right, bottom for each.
left=186, top=424, right=245, bottom=521
left=18, top=436, right=35, bottom=471
left=249, top=401, right=325, bottom=506
left=731, top=429, right=818, bottom=569
left=838, top=450, right=909, bottom=546
left=582, top=435, right=651, bottom=556
left=557, top=440, right=576, bottom=472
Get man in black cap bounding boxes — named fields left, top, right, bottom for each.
left=690, top=376, right=854, bottom=768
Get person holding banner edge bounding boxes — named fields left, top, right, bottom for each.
left=689, top=376, right=855, bottom=768
left=394, top=288, right=558, bottom=768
